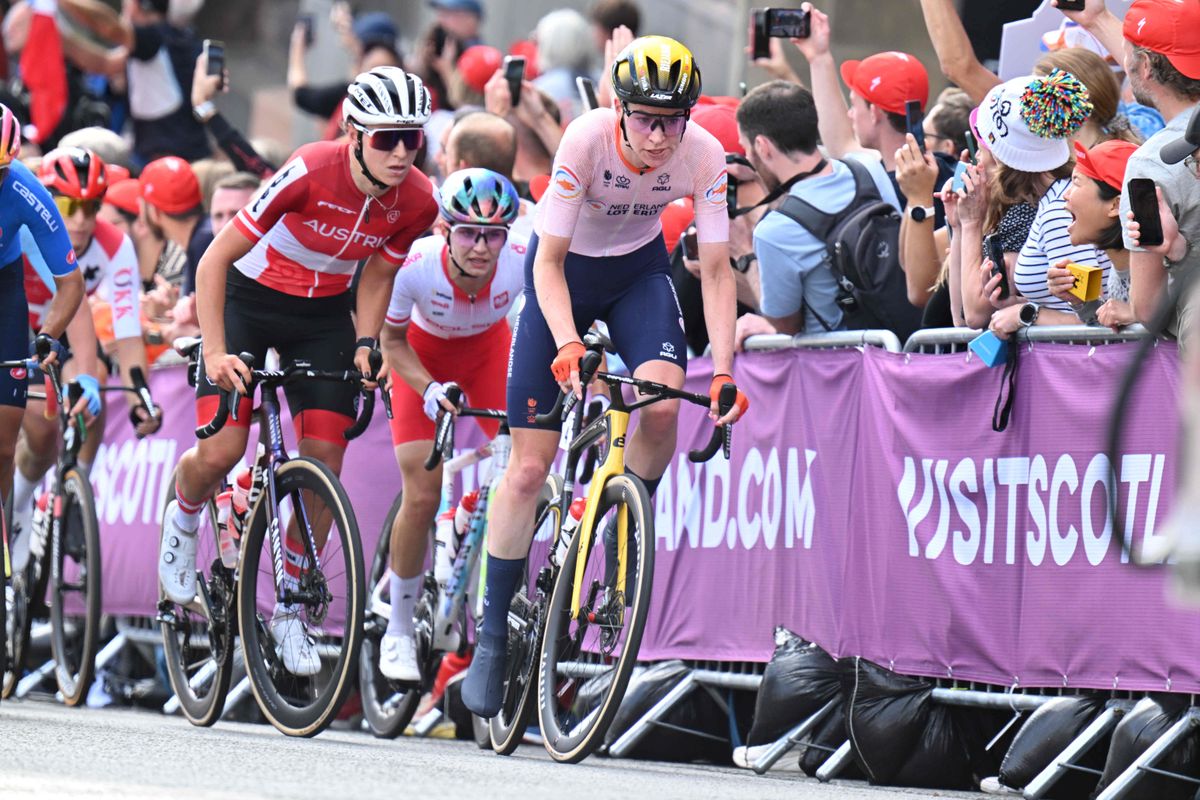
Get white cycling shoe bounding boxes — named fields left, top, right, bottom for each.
left=380, top=633, right=421, bottom=683
left=158, top=501, right=197, bottom=605
left=270, top=610, right=322, bottom=677
left=9, top=500, right=34, bottom=574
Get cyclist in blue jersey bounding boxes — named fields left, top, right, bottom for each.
left=0, top=104, right=95, bottom=491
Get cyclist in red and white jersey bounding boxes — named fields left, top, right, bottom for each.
left=462, top=36, right=749, bottom=716
left=9, top=147, right=161, bottom=572
left=377, top=168, right=525, bottom=681
left=159, top=66, right=439, bottom=676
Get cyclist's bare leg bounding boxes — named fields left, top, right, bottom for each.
left=390, top=441, right=440, bottom=577
left=0, top=405, right=22, bottom=491
left=175, top=424, right=252, bottom=508
left=622, top=360, right=685, bottom=483
left=15, top=403, right=56, bottom=485
left=286, top=437, right=345, bottom=554
left=486, top=428, right=560, bottom=559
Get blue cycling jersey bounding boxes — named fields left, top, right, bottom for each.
left=0, top=160, right=76, bottom=277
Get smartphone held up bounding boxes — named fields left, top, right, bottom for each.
left=750, top=6, right=811, bottom=58
left=503, top=55, right=525, bottom=107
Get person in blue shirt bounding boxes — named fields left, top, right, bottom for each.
left=0, top=104, right=95, bottom=491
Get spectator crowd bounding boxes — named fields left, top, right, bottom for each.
left=3, top=0, right=1198, bottom=371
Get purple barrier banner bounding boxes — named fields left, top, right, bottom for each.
left=93, top=341, right=1195, bottom=692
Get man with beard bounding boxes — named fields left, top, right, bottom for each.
left=731, top=80, right=899, bottom=337
left=1116, top=0, right=1200, bottom=342
left=137, top=156, right=213, bottom=297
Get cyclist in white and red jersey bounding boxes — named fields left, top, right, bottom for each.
left=8, top=147, right=161, bottom=572
left=462, top=36, right=750, bottom=717
left=376, top=168, right=525, bottom=681
left=159, top=66, right=439, bottom=676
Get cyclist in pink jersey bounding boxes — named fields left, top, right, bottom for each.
left=376, top=168, right=525, bottom=681
left=159, top=67, right=439, bottom=676
left=463, top=36, right=750, bottom=717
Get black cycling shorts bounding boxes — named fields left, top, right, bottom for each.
left=195, top=270, right=357, bottom=447
left=0, top=259, right=28, bottom=409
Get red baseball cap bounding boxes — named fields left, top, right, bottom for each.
left=529, top=173, right=550, bottom=202
left=1124, top=0, right=1200, bottom=80
left=690, top=102, right=744, bottom=156
left=839, top=51, right=929, bottom=115
left=508, top=40, right=539, bottom=79
left=458, top=45, right=503, bottom=94
left=140, top=156, right=201, bottom=214
left=104, top=178, right=141, bottom=216
left=1073, top=139, right=1139, bottom=190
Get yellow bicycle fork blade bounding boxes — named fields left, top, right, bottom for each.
left=569, top=409, right=630, bottom=618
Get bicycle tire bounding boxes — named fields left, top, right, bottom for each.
left=237, top=456, right=365, bottom=737
left=49, top=469, right=102, bottom=706
left=537, top=473, right=654, bottom=763
left=490, top=473, right=564, bottom=756
left=158, top=467, right=235, bottom=727
left=359, top=492, right=422, bottom=739
left=1, top=494, right=9, bottom=699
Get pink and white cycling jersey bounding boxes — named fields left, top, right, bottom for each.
left=535, top=107, right=729, bottom=257
left=23, top=218, right=141, bottom=339
left=385, top=233, right=527, bottom=339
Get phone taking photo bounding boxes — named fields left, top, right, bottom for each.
left=503, top=55, right=525, bottom=107
left=297, top=14, right=314, bottom=46
left=905, top=100, right=925, bottom=153
left=985, top=233, right=1010, bottom=301
left=765, top=7, right=811, bottom=38
left=203, top=39, right=226, bottom=89
left=576, top=76, right=598, bottom=111
left=1128, top=178, right=1164, bottom=247
left=964, top=129, right=979, bottom=165
left=750, top=9, right=770, bottom=60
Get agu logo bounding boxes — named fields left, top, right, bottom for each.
left=553, top=166, right=582, bottom=200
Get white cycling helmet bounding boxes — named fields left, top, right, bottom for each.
left=342, top=66, right=432, bottom=128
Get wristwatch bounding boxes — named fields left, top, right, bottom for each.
left=192, top=101, right=216, bottom=123
left=907, top=204, right=936, bottom=223
left=1019, top=302, right=1040, bottom=327
left=732, top=253, right=757, bottom=274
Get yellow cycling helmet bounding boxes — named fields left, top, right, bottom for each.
left=610, top=35, right=702, bottom=110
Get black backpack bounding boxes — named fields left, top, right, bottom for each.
left=772, top=158, right=923, bottom=342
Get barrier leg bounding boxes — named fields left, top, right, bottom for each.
left=750, top=697, right=840, bottom=775
left=92, top=632, right=128, bottom=672
left=816, top=740, right=854, bottom=782
left=1023, top=703, right=1127, bottom=799
left=220, top=675, right=252, bottom=719
left=16, top=658, right=55, bottom=697
left=607, top=672, right=698, bottom=758
left=1095, top=708, right=1200, bottom=800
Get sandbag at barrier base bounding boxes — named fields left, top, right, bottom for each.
left=1094, top=694, right=1200, bottom=800
left=747, top=628, right=842, bottom=747
left=995, top=695, right=1111, bottom=797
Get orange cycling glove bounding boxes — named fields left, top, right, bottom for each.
left=551, top=341, right=587, bottom=383
left=710, top=373, right=750, bottom=419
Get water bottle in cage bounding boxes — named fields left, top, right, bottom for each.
left=29, top=491, right=51, bottom=561
left=555, top=497, right=587, bottom=566
left=435, top=490, right=478, bottom=586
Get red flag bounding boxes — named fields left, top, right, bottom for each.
left=21, top=2, right=67, bottom=144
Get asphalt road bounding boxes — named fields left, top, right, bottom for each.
left=0, top=701, right=983, bottom=800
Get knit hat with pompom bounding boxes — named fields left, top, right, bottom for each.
left=969, top=69, right=1092, bottom=173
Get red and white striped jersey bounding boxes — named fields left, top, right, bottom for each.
left=232, top=141, right=438, bottom=298
left=385, top=234, right=526, bottom=339
left=24, top=218, right=141, bottom=340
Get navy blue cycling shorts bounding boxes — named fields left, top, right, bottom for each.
left=0, top=259, right=29, bottom=409
left=507, top=233, right=687, bottom=431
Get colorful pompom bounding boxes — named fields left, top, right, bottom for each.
left=1019, top=68, right=1092, bottom=140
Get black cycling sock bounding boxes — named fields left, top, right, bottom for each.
left=481, top=554, right=525, bottom=639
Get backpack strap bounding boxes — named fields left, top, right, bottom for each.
left=840, top=156, right=883, bottom=205
left=771, top=158, right=883, bottom=239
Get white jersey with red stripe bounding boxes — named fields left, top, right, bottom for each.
left=23, top=218, right=141, bottom=339
left=534, top=107, right=730, bottom=257
left=233, top=141, right=439, bottom=298
left=385, top=234, right=527, bottom=339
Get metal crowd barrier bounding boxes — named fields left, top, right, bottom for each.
left=903, top=324, right=1152, bottom=354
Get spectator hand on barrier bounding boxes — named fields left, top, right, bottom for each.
left=1096, top=299, right=1136, bottom=331
left=1127, top=187, right=1187, bottom=262
left=987, top=303, right=1025, bottom=340
left=735, top=313, right=777, bottom=352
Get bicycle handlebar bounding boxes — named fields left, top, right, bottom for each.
left=687, top=383, right=736, bottom=463
left=342, top=350, right=382, bottom=440
left=424, top=385, right=464, bottom=471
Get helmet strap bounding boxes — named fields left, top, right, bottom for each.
left=353, top=135, right=390, bottom=192
left=449, top=251, right=472, bottom=279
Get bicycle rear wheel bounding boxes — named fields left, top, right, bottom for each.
left=2, top=495, right=8, bottom=698
left=537, top=474, right=654, bottom=763
left=490, top=473, right=564, bottom=756
left=238, top=457, right=364, bottom=737
left=49, top=469, right=102, bottom=706
left=359, top=492, right=422, bottom=739
left=158, top=468, right=236, bottom=727
left=4, top=540, right=47, bottom=699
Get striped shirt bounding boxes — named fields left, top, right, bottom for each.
left=1012, top=178, right=1110, bottom=312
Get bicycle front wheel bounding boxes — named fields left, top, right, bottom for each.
left=537, top=474, right=654, bottom=763
left=490, top=473, right=564, bottom=755
left=49, top=469, right=102, bottom=706
left=238, top=457, right=365, bottom=737
left=158, top=467, right=235, bottom=727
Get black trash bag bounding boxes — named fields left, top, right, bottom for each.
left=1096, top=694, right=1200, bottom=800
left=747, top=627, right=842, bottom=746
left=798, top=702, right=865, bottom=780
left=846, top=658, right=973, bottom=788
left=950, top=706, right=1028, bottom=786
left=603, top=660, right=732, bottom=763
left=997, top=696, right=1109, bottom=795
